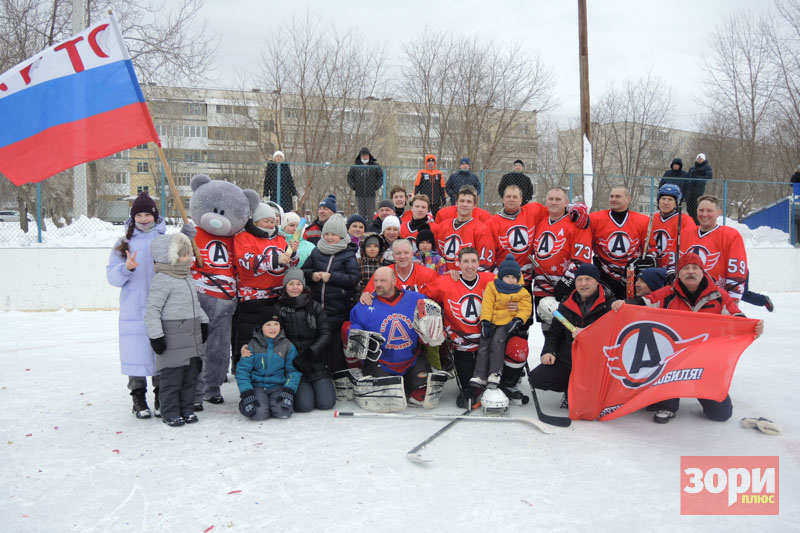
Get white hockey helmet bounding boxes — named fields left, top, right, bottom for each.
left=481, top=387, right=509, bottom=415
left=536, top=296, right=559, bottom=324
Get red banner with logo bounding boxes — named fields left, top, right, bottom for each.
left=568, top=305, right=758, bottom=421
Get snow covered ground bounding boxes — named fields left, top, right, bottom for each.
left=1, top=296, right=797, bottom=532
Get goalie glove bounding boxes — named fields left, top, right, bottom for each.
left=567, top=202, right=590, bottom=229
left=345, top=329, right=385, bottom=362
left=413, top=298, right=445, bottom=346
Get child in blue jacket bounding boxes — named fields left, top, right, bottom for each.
left=236, top=307, right=301, bottom=420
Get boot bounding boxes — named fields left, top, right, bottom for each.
left=499, top=383, right=530, bottom=406
left=153, top=387, right=161, bottom=418
left=131, top=388, right=151, bottom=419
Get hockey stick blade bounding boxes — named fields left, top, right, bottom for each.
left=531, top=388, right=572, bottom=427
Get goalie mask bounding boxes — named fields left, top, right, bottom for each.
left=413, top=299, right=445, bottom=346
left=536, top=296, right=559, bottom=324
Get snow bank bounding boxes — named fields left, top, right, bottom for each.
left=0, top=216, right=179, bottom=248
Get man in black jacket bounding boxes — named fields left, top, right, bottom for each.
left=658, top=157, right=688, bottom=193
left=446, top=158, right=481, bottom=204
left=686, top=153, right=713, bottom=224
left=528, top=264, right=615, bottom=403
left=497, top=159, right=533, bottom=205
left=347, top=147, right=383, bottom=218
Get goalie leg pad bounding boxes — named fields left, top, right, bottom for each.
left=422, top=370, right=449, bottom=409
left=351, top=373, right=407, bottom=413
left=333, top=369, right=357, bottom=401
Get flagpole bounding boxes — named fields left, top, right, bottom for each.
left=154, top=144, right=203, bottom=267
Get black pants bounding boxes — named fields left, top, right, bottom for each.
left=159, top=357, right=202, bottom=420
left=741, top=274, right=768, bottom=307
left=595, top=263, right=628, bottom=300
left=451, top=349, right=477, bottom=394
left=294, top=377, right=337, bottom=412
left=233, top=298, right=279, bottom=372
left=655, top=395, right=732, bottom=421
left=528, top=361, right=571, bottom=393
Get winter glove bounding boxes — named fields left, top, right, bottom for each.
left=480, top=320, right=495, bottom=339
left=150, top=337, right=166, bottom=355
left=505, top=317, right=524, bottom=335
left=180, top=222, right=197, bottom=239
left=201, top=323, right=209, bottom=343
left=238, top=390, right=260, bottom=418
left=567, top=203, right=590, bottom=229
left=554, top=276, right=574, bottom=301
left=628, top=255, right=657, bottom=276
left=665, top=265, right=676, bottom=285
left=278, top=389, right=294, bottom=409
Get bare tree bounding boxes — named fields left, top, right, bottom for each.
left=255, top=14, right=388, bottom=211
left=767, top=0, right=800, bottom=175
left=588, top=72, right=674, bottom=208
left=398, top=33, right=554, bottom=171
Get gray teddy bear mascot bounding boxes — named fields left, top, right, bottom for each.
left=189, top=174, right=260, bottom=406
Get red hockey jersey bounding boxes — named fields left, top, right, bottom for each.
left=362, top=262, right=439, bottom=294
left=679, top=224, right=748, bottom=300
left=649, top=211, right=697, bottom=268
left=485, top=203, right=547, bottom=282
left=192, top=228, right=237, bottom=300
left=233, top=230, right=298, bottom=301
left=435, top=217, right=495, bottom=271
left=426, top=272, right=495, bottom=351
left=590, top=210, right=650, bottom=281
left=532, top=213, right=593, bottom=297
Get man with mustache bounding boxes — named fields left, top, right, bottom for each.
left=612, top=252, right=764, bottom=424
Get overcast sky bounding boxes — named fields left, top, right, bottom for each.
left=197, top=0, right=775, bottom=131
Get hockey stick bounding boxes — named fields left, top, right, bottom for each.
left=627, top=211, right=656, bottom=298
left=402, top=343, right=478, bottom=463
left=334, top=410, right=553, bottom=434
left=674, top=199, right=684, bottom=269
left=525, top=310, right=576, bottom=427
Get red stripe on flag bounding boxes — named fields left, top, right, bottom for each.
left=0, top=102, right=158, bottom=186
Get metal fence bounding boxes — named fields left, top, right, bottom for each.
left=1, top=157, right=797, bottom=248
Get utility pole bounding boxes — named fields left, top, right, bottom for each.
left=72, top=0, right=88, bottom=219
left=578, top=0, right=593, bottom=209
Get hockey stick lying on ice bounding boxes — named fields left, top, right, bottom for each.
left=334, top=410, right=553, bottom=435
left=403, top=406, right=473, bottom=464
left=525, top=309, right=576, bottom=428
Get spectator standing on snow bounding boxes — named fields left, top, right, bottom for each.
left=106, top=192, right=197, bottom=419
left=446, top=158, right=481, bottom=205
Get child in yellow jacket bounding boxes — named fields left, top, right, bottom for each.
left=471, top=257, right=532, bottom=389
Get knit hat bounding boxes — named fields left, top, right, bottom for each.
left=281, top=211, right=300, bottom=230
left=130, top=192, right=159, bottom=219
left=696, top=153, right=706, bottom=161
left=460, top=157, right=470, bottom=166
left=283, top=267, right=306, bottom=288
left=359, top=146, right=371, bottom=156
left=347, top=214, right=367, bottom=229
left=639, top=267, right=667, bottom=291
left=416, top=227, right=435, bottom=247
left=381, top=215, right=401, bottom=232
left=574, top=263, right=601, bottom=282
left=252, top=203, right=276, bottom=222
left=377, top=199, right=394, bottom=211
left=497, top=256, right=521, bottom=280
left=258, top=305, right=282, bottom=327
left=678, top=252, right=704, bottom=272
left=319, top=194, right=337, bottom=213
left=513, top=159, right=524, bottom=167
left=322, top=213, right=348, bottom=239
left=273, top=150, right=285, bottom=160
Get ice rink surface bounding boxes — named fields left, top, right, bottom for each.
left=1, top=294, right=797, bottom=532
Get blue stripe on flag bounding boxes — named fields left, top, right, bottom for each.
left=0, top=60, right=144, bottom=148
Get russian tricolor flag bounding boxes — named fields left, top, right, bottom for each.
left=0, top=16, right=159, bottom=186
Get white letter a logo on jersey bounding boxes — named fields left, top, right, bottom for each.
left=602, top=321, right=708, bottom=389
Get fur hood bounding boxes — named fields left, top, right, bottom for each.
left=150, top=232, right=192, bottom=265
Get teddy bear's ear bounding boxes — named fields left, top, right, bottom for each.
left=242, top=189, right=260, bottom=214
left=190, top=174, right=211, bottom=191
